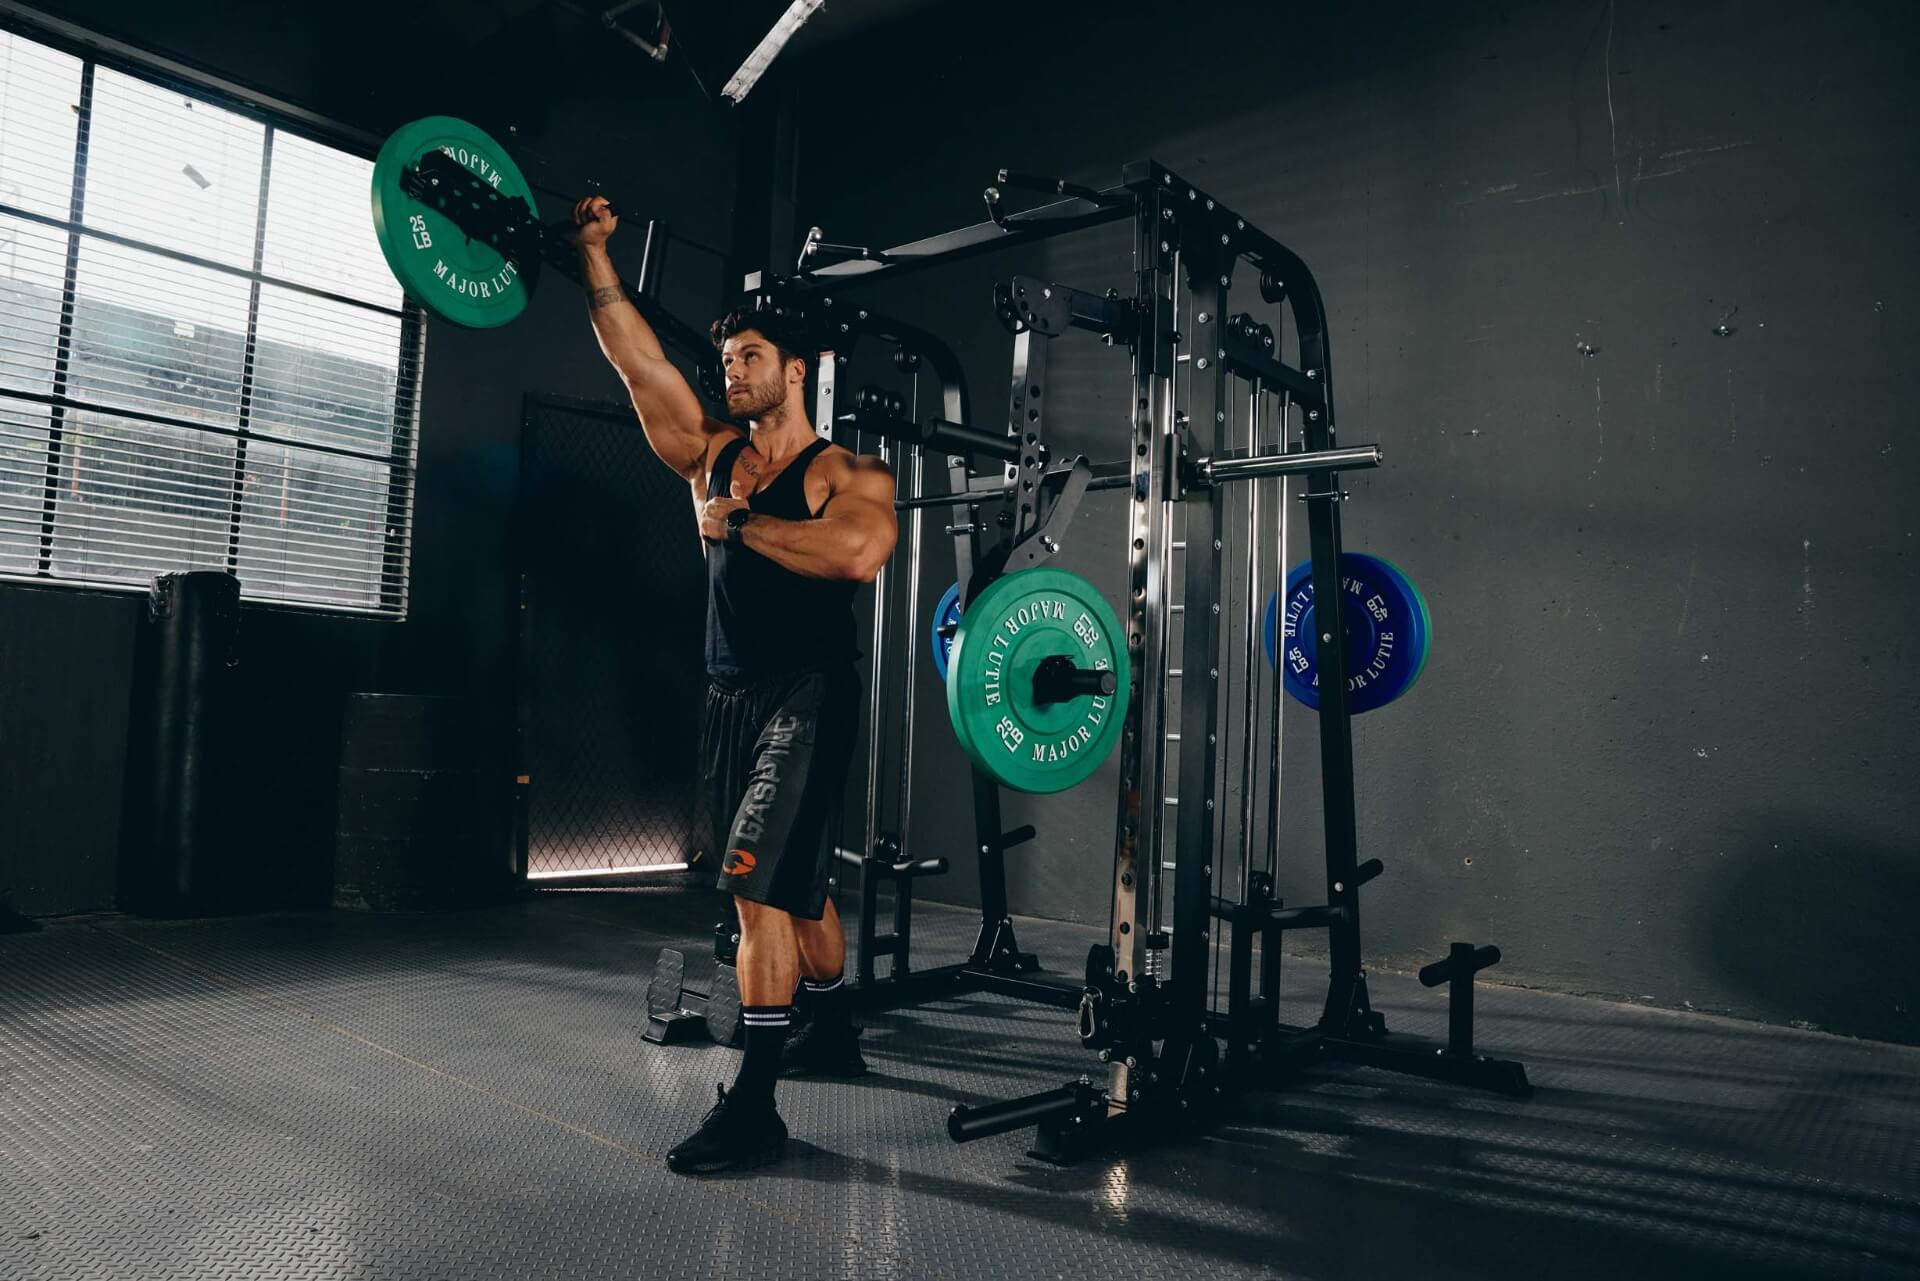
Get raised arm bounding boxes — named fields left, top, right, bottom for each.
left=697, top=453, right=898, bottom=582
left=573, top=197, right=716, bottom=480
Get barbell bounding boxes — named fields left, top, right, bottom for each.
left=369, top=114, right=720, bottom=385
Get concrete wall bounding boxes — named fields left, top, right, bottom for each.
left=795, top=0, right=1920, bottom=1044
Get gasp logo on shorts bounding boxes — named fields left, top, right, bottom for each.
left=722, top=848, right=758, bottom=876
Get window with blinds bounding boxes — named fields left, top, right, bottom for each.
left=0, top=29, right=421, bottom=615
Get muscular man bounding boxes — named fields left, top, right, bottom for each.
left=573, top=197, right=897, bottom=1174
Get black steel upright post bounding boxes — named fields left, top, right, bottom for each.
left=1280, top=263, right=1376, bottom=1036
left=823, top=313, right=1026, bottom=977
left=969, top=327, right=1049, bottom=967
left=1102, top=185, right=1178, bottom=1110
left=858, top=852, right=883, bottom=985
left=1168, top=232, right=1230, bottom=1048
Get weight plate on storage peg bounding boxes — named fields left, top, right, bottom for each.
left=930, top=581, right=963, bottom=680
left=371, top=116, right=535, bottom=328
left=1263, top=552, right=1431, bottom=713
left=945, top=567, right=1130, bottom=793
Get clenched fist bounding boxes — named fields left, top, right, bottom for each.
left=571, top=195, right=617, bottom=247
left=699, top=496, right=749, bottom=543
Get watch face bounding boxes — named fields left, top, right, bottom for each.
left=727, top=507, right=750, bottom=528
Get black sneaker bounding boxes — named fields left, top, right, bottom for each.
left=779, top=1020, right=868, bottom=1077
left=665, top=1085, right=788, bottom=1174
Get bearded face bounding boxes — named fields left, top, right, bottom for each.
left=720, top=331, right=798, bottom=422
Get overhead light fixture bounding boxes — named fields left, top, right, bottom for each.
left=720, top=0, right=824, bottom=104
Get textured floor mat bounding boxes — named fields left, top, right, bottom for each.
left=1, top=892, right=1915, bottom=1280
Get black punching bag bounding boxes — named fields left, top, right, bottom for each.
left=120, top=571, right=241, bottom=916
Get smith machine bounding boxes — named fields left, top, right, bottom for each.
left=745, top=162, right=1532, bottom=1160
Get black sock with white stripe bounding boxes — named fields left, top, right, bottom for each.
left=732, top=1006, right=792, bottom=1109
left=797, top=974, right=850, bottom=1030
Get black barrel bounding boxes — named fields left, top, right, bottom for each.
left=333, top=694, right=501, bottom=911
left=120, top=571, right=241, bottom=916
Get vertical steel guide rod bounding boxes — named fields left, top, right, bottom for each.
left=863, top=431, right=893, bottom=868
left=817, top=351, right=855, bottom=870
left=1147, top=259, right=1186, bottom=973
left=1237, top=381, right=1264, bottom=904
left=1264, top=390, right=1293, bottom=878
left=897, top=380, right=924, bottom=860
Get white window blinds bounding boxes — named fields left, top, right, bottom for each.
left=0, top=30, right=422, bottom=615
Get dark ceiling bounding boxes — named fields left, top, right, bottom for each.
left=4, top=0, right=959, bottom=135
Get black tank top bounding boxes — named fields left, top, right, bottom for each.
left=705, top=436, right=859, bottom=682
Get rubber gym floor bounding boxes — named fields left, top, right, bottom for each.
left=2, top=889, right=1916, bottom=1281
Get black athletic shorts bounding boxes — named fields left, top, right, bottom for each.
left=700, top=666, right=860, bottom=920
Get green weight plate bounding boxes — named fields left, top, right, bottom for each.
left=945, top=567, right=1131, bottom=794
left=370, top=116, right=534, bottom=328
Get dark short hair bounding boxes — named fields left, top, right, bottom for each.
left=709, top=307, right=813, bottom=370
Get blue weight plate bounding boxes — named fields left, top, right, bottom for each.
left=1262, top=552, right=1430, bottom=713
left=931, top=581, right=963, bottom=680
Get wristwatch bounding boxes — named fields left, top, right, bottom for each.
left=725, top=506, right=752, bottom=544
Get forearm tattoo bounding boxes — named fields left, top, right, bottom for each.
left=586, top=285, right=625, bottom=311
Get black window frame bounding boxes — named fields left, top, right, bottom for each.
left=0, top=9, right=424, bottom=619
